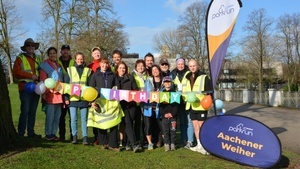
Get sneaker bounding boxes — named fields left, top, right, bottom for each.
left=164, top=144, right=170, bottom=152
left=190, top=145, right=202, bottom=152
left=125, top=145, right=131, bottom=151
left=184, top=141, right=193, bottom=149
left=148, top=143, right=154, bottom=150
left=133, top=145, right=139, bottom=153
left=100, top=144, right=109, bottom=150
left=53, top=135, right=60, bottom=141
left=190, top=145, right=209, bottom=155
left=45, top=135, right=54, bottom=141
left=93, top=140, right=99, bottom=145
left=170, top=144, right=176, bottom=151
left=72, top=135, right=77, bottom=144
left=82, top=136, right=88, bottom=145
left=156, top=141, right=163, bottom=148
left=198, top=148, right=210, bottom=155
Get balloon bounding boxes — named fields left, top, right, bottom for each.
left=44, top=78, right=56, bottom=89
left=201, top=95, right=213, bottom=109
left=215, top=99, right=224, bottom=110
left=82, top=87, right=98, bottom=102
left=35, top=81, right=46, bottom=95
left=187, top=92, right=197, bottom=103
left=24, top=82, right=35, bottom=93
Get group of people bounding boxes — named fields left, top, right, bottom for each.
left=12, top=38, right=212, bottom=155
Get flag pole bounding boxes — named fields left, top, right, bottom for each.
left=205, top=0, right=217, bottom=116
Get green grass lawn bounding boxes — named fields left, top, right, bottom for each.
left=0, top=84, right=299, bottom=169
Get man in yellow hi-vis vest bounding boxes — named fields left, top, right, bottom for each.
left=182, top=59, right=212, bottom=155
left=12, top=38, right=42, bottom=138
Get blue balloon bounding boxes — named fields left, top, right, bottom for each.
left=218, top=111, right=224, bottom=116
left=24, top=82, right=36, bottom=93
left=215, top=99, right=224, bottom=110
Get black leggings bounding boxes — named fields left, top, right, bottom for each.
left=124, top=106, right=136, bottom=146
left=144, top=113, right=155, bottom=135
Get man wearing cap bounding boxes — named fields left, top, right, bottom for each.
left=13, top=38, right=42, bottom=138
left=87, top=47, right=101, bottom=73
left=159, top=58, right=171, bottom=78
left=58, top=44, right=74, bottom=141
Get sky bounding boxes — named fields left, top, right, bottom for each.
left=17, top=0, right=300, bottom=57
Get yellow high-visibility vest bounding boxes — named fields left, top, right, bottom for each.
left=67, top=66, right=91, bottom=101
left=18, top=54, right=41, bottom=82
left=133, top=73, right=147, bottom=90
left=173, top=71, right=189, bottom=92
left=182, top=75, right=207, bottom=111
left=58, top=58, right=74, bottom=74
left=87, top=98, right=124, bottom=130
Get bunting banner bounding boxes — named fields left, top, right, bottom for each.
left=206, top=0, right=242, bottom=88
left=51, top=82, right=182, bottom=103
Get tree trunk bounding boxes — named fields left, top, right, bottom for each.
left=0, top=60, right=17, bottom=153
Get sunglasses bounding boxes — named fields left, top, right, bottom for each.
left=161, top=63, right=169, bottom=66
left=26, top=44, right=35, bottom=47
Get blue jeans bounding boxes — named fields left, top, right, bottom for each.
left=69, top=107, right=88, bottom=137
left=179, top=106, right=194, bottom=143
left=45, top=104, right=62, bottom=136
left=18, top=91, right=40, bottom=136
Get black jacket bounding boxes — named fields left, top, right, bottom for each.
left=117, top=74, right=138, bottom=108
left=171, top=66, right=189, bottom=82
left=89, top=69, right=120, bottom=91
left=159, top=88, right=178, bottom=119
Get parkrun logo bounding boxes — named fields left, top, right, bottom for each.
left=228, top=123, right=254, bottom=136
left=212, top=5, right=235, bottom=20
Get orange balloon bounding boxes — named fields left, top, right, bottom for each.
left=201, top=95, right=213, bottom=109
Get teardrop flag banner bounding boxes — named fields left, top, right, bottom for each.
left=206, top=0, right=242, bottom=88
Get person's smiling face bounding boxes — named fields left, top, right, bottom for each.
left=117, top=63, right=126, bottom=77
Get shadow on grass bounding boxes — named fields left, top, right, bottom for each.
left=270, top=155, right=290, bottom=169
left=225, top=103, right=266, bottom=115
left=0, top=136, right=56, bottom=158
left=271, top=127, right=287, bottom=135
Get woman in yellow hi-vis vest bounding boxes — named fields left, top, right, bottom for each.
left=182, top=59, right=212, bottom=155
left=64, top=52, right=91, bottom=145
left=12, top=38, right=42, bottom=138
left=89, top=57, right=122, bottom=151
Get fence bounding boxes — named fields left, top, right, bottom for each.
left=215, top=89, right=300, bottom=109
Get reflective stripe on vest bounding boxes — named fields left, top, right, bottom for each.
left=18, top=54, right=41, bottom=82
left=87, top=99, right=124, bottom=129
left=67, top=66, right=91, bottom=101
left=183, top=75, right=207, bottom=111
